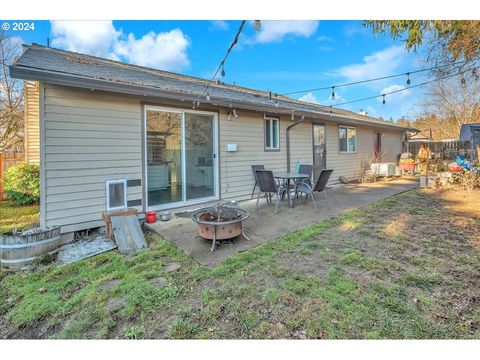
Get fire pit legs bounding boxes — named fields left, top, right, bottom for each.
left=191, top=202, right=250, bottom=253
left=211, top=225, right=217, bottom=252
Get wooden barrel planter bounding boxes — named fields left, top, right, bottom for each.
left=0, top=226, right=61, bottom=270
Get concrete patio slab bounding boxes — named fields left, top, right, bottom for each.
left=146, top=177, right=418, bottom=266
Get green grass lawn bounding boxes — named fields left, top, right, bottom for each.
left=0, top=201, right=39, bottom=234
left=1, top=189, right=479, bottom=339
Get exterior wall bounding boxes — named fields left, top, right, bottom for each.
left=219, top=111, right=405, bottom=200
left=42, top=84, right=143, bottom=232
left=24, top=81, right=40, bottom=163
left=218, top=109, right=312, bottom=200
left=325, top=124, right=404, bottom=181
left=39, top=84, right=405, bottom=232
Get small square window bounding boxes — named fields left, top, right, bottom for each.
left=265, top=117, right=280, bottom=150
left=339, top=126, right=357, bottom=153
left=106, top=180, right=127, bottom=210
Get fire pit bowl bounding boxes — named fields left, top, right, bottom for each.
left=191, top=201, right=250, bottom=251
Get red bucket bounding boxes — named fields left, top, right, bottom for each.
left=145, top=211, right=157, bottom=224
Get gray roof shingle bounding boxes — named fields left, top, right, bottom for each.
left=10, top=43, right=414, bottom=131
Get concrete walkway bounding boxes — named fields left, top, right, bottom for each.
left=146, top=177, right=418, bottom=266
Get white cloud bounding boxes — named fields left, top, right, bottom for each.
left=50, top=21, right=190, bottom=71
left=298, top=92, right=319, bottom=104
left=298, top=91, right=346, bottom=106
left=379, top=84, right=411, bottom=102
left=114, top=30, right=190, bottom=71
left=252, top=21, right=319, bottom=44
left=316, top=35, right=334, bottom=43
left=51, top=21, right=120, bottom=59
left=337, top=46, right=406, bottom=82
left=209, top=20, right=229, bottom=31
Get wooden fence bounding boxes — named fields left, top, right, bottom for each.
left=408, top=140, right=475, bottom=161
left=0, top=152, right=25, bottom=200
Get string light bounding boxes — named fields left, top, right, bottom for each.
left=253, top=20, right=261, bottom=31
left=406, top=73, right=411, bottom=86
left=281, top=59, right=470, bottom=96
left=192, top=20, right=246, bottom=109
left=331, top=86, right=335, bottom=101
left=332, top=65, right=478, bottom=108
left=206, top=92, right=211, bottom=101
left=382, top=94, right=386, bottom=105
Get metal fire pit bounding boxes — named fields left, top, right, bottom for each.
left=191, top=202, right=250, bottom=252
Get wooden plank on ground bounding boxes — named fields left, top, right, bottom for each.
left=111, top=215, right=147, bottom=253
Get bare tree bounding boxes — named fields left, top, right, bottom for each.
left=0, top=30, right=23, bottom=152
left=414, top=73, right=480, bottom=140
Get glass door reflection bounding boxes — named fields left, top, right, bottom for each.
left=184, top=113, right=215, bottom=201
left=146, top=109, right=182, bottom=207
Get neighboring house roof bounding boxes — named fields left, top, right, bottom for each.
left=10, top=44, right=416, bottom=132
left=409, top=133, right=431, bottom=142
left=459, top=123, right=480, bottom=141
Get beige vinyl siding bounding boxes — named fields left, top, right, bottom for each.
left=24, top=81, right=40, bottom=163
left=325, top=124, right=404, bottom=180
left=43, top=84, right=143, bottom=232
left=40, top=83, right=405, bottom=232
left=219, top=114, right=405, bottom=198
left=219, top=109, right=312, bottom=200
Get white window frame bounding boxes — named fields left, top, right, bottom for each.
left=264, top=117, right=280, bottom=150
left=106, top=179, right=127, bottom=211
left=143, top=105, right=220, bottom=211
left=339, top=126, right=357, bottom=154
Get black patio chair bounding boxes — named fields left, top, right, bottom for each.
left=298, top=164, right=313, bottom=185
left=255, top=170, right=287, bottom=215
left=296, top=169, right=334, bottom=209
left=250, top=165, right=265, bottom=199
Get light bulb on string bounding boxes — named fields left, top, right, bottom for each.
left=406, top=73, right=411, bottom=86
left=221, top=64, right=225, bottom=77
left=253, top=20, right=261, bottom=31
left=382, top=94, right=386, bottom=105
left=331, top=86, right=335, bottom=101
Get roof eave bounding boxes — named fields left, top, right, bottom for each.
left=10, top=64, right=414, bottom=132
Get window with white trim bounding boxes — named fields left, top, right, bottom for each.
left=106, top=179, right=127, bottom=210
left=265, top=117, right=279, bottom=150
left=339, top=126, right=357, bottom=153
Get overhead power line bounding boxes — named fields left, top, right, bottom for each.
left=193, top=20, right=246, bottom=109
left=281, top=60, right=470, bottom=96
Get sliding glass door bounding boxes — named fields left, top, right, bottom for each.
left=145, top=106, right=217, bottom=209
left=185, top=113, right=215, bottom=201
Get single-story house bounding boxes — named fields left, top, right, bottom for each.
left=10, top=44, right=414, bottom=234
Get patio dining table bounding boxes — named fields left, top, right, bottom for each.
left=274, top=172, right=310, bottom=209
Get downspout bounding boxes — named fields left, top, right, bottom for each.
left=286, top=115, right=305, bottom=172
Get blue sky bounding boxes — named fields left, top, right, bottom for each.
left=5, top=20, right=430, bottom=120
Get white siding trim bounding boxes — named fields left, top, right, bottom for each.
left=39, top=82, right=46, bottom=228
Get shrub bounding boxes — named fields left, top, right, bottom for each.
left=2, top=163, right=40, bottom=205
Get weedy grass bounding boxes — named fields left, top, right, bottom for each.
left=1, top=188, right=479, bottom=339
left=0, top=201, right=39, bottom=233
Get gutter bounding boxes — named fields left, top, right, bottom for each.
left=286, top=115, right=305, bottom=172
